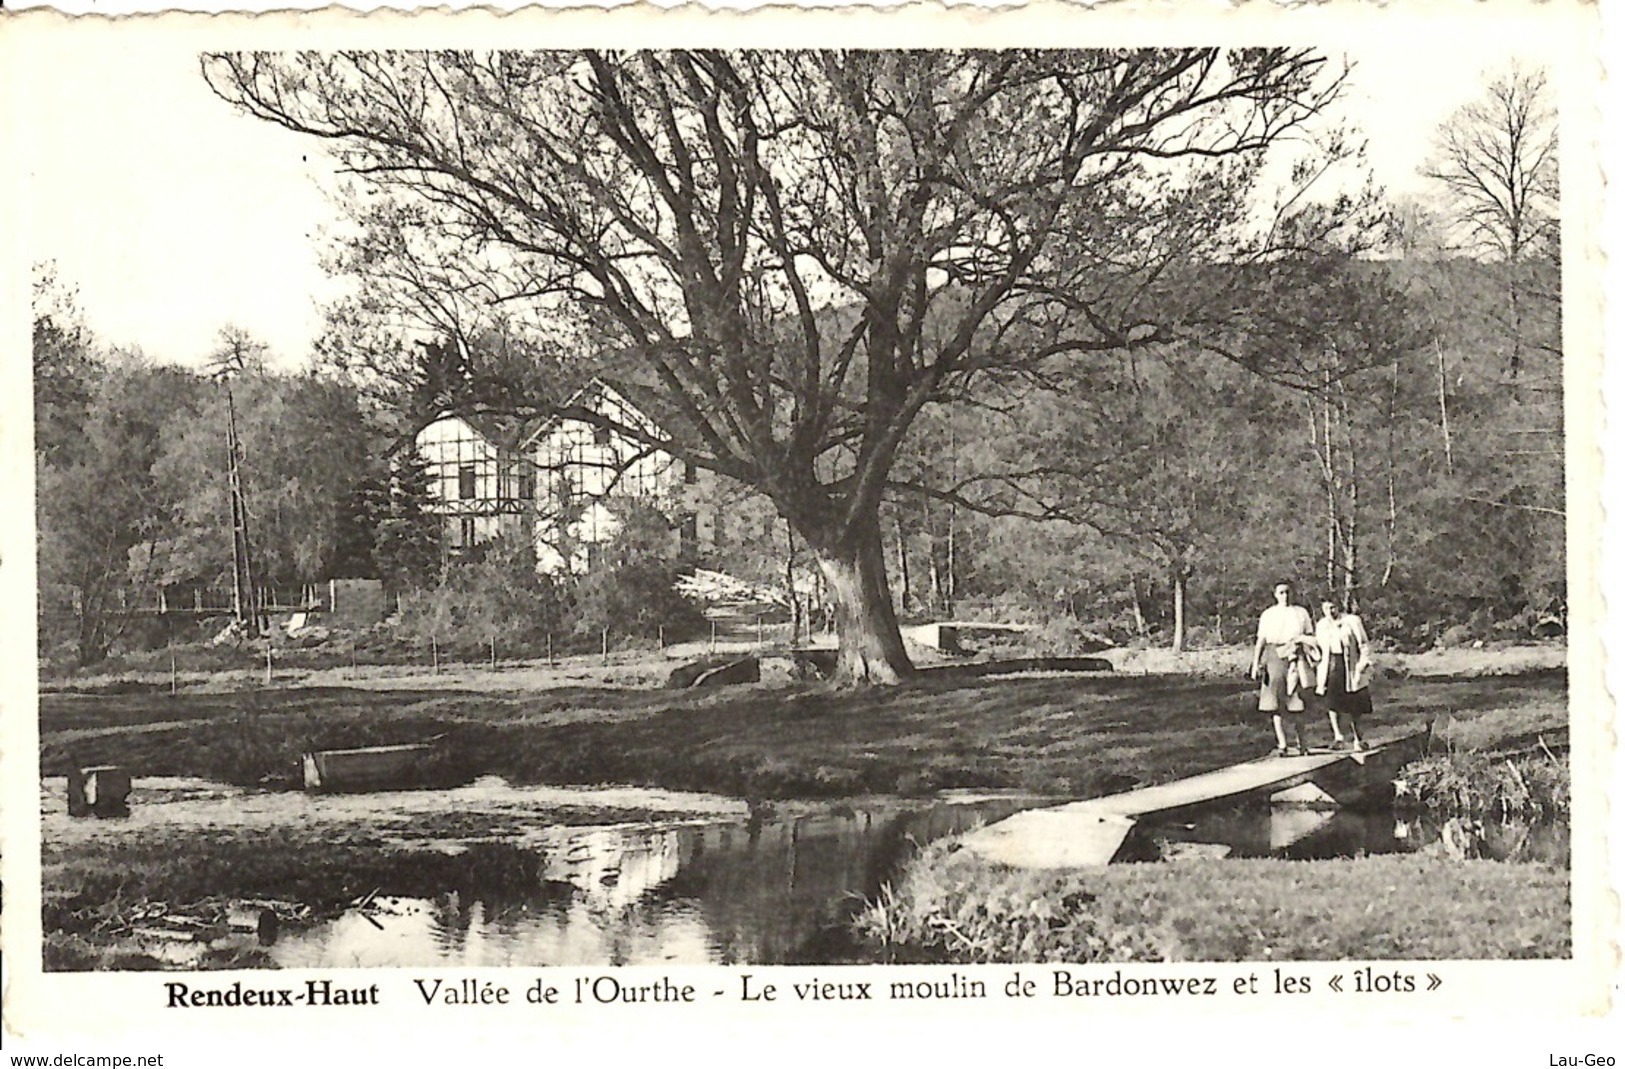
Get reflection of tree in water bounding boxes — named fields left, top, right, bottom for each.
left=278, top=800, right=1033, bottom=966
left=543, top=827, right=687, bottom=910
left=651, top=811, right=884, bottom=964
left=428, top=890, right=472, bottom=955
left=1131, top=802, right=1569, bottom=866
left=641, top=802, right=1032, bottom=964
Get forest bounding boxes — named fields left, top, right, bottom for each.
left=33, top=59, right=1562, bottom=669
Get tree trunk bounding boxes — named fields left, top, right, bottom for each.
left=1435, top=340, right=1454, bottom=475
left=946, top=423, right=958, bottom=615
left=1321, top=383, right=1338, bottom=596
left=1337, top=382, right=1361, bottom=610
left=924, top=496, right=945, bottom=614
left=1507, top=268, right=1523, bottom=382
left=1309, top=380, right=1345, bottom=598
left=1129, top=576, right=1149, bottom=638
left=893, top=512, right=911, bottom=615
left=784, top=520, right=800, bottom=645
left=1170, top=569, right=1187, bottom=652
left=77, top=592, right=111, bottom=667
left=928, top=538, right=944, bottom=616
left=1382, top=350, right=1400, bottom=589
left=808, top=510, right=914, bottom=685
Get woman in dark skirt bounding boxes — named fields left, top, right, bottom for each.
left=1315, top=598, right=1372, bottom=750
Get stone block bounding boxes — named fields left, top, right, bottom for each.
left=68, top=765, right=131, bottom=817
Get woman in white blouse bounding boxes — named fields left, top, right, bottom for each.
left=1314, top=598, right=1372, bottom=751
left=1250, top=580, right=1316, bottom=756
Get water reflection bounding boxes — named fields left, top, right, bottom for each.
left=271, top=800, right=1028, bottom=969
left=1136, top=803, right=1568, bottom=865
left=267, top=796, right=1566, bottom=969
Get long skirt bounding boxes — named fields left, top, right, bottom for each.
left=1323, top=653, right=1373, bottom=717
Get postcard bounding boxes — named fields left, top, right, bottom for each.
left=1, top=1, right=1615, bottom=1062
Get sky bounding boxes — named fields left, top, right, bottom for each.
left=13, top=26, right=1569, bottom=373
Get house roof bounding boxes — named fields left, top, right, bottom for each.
left=422, top=409, right=550, bottom=452
left=519, top=375, right=687, bottom=450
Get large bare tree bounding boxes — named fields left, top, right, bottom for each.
left=204, top=49, right=1341, bottom=683
left=1426, top=66, right=1558, bottom=380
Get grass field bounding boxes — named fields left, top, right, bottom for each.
left=855, top=842, right=1570, bottom=962
left=40, top=664, right=1567, bottom=799
left=36, top=651, right=1569, bottom=968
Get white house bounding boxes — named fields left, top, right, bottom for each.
left=415, top=382, right=722, bottom=573
left=415, top=411, right=541, bottom=558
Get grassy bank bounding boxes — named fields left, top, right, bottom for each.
left=39, top=657, right=1569, bottom=968
left=39, top=668, right=1566, bottom=799
left=42, top=833, right=551, bottom=971
left=855, top=841, right=1569, bottom=962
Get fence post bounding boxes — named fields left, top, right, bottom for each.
left=169, top=635, right=177, bottom=697
left=601, top=626, right=609, bottom=666
left=710, top=619, right=717, bottom=654
left=547, top=633, right=554, bottom=667
left=756, top=615, right=763, bottom=648
left=431, top=636, right=440, bottom=676
left=264, top=643, right=273, bottom=686
left=490, top=636, right=497, bottom=671
left=351, top=639, right=358, bottom=680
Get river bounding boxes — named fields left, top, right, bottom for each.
left=41, top=777, right=1565, bottom=968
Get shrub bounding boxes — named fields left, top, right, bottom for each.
left=1401, top=751, right=1569, bottom=820
left=1022, top=616, right=1106, bottom=656
left=853, top=840, right=1163, bottom=963
left=397, top=538, right=573, bottom=655
left=572, top=559, right=705, bottom=642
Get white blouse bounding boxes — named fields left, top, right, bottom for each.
left=1315, top=614, right=1371, bottom=691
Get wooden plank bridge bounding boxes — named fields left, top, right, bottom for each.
left=959, top=731, right=1428, bottom=869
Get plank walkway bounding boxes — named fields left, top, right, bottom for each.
left=959, top=735, right=1423, bottom=869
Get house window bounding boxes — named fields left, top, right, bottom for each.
left=518, top=467, right=535, bottom=500
left=460, top=517, right=476, bottom=548
left=593, top=425, right=612, bottom=446
left=458, top=464, right=477, bottom=500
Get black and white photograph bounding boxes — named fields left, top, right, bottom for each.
left=0, top=0, right=1614, bottom=1056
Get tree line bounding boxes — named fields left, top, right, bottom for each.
left=33, top=55, right=1561, bottom=674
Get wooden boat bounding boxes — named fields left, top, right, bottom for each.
left=301, top=740, right=440, bottom=793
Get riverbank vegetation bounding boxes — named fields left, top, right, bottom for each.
left=853, top=843, right=1568, bottom=963
left=43, top=836, right=547, bottom=971
left=1401, top=736, right=1568, bottom=821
